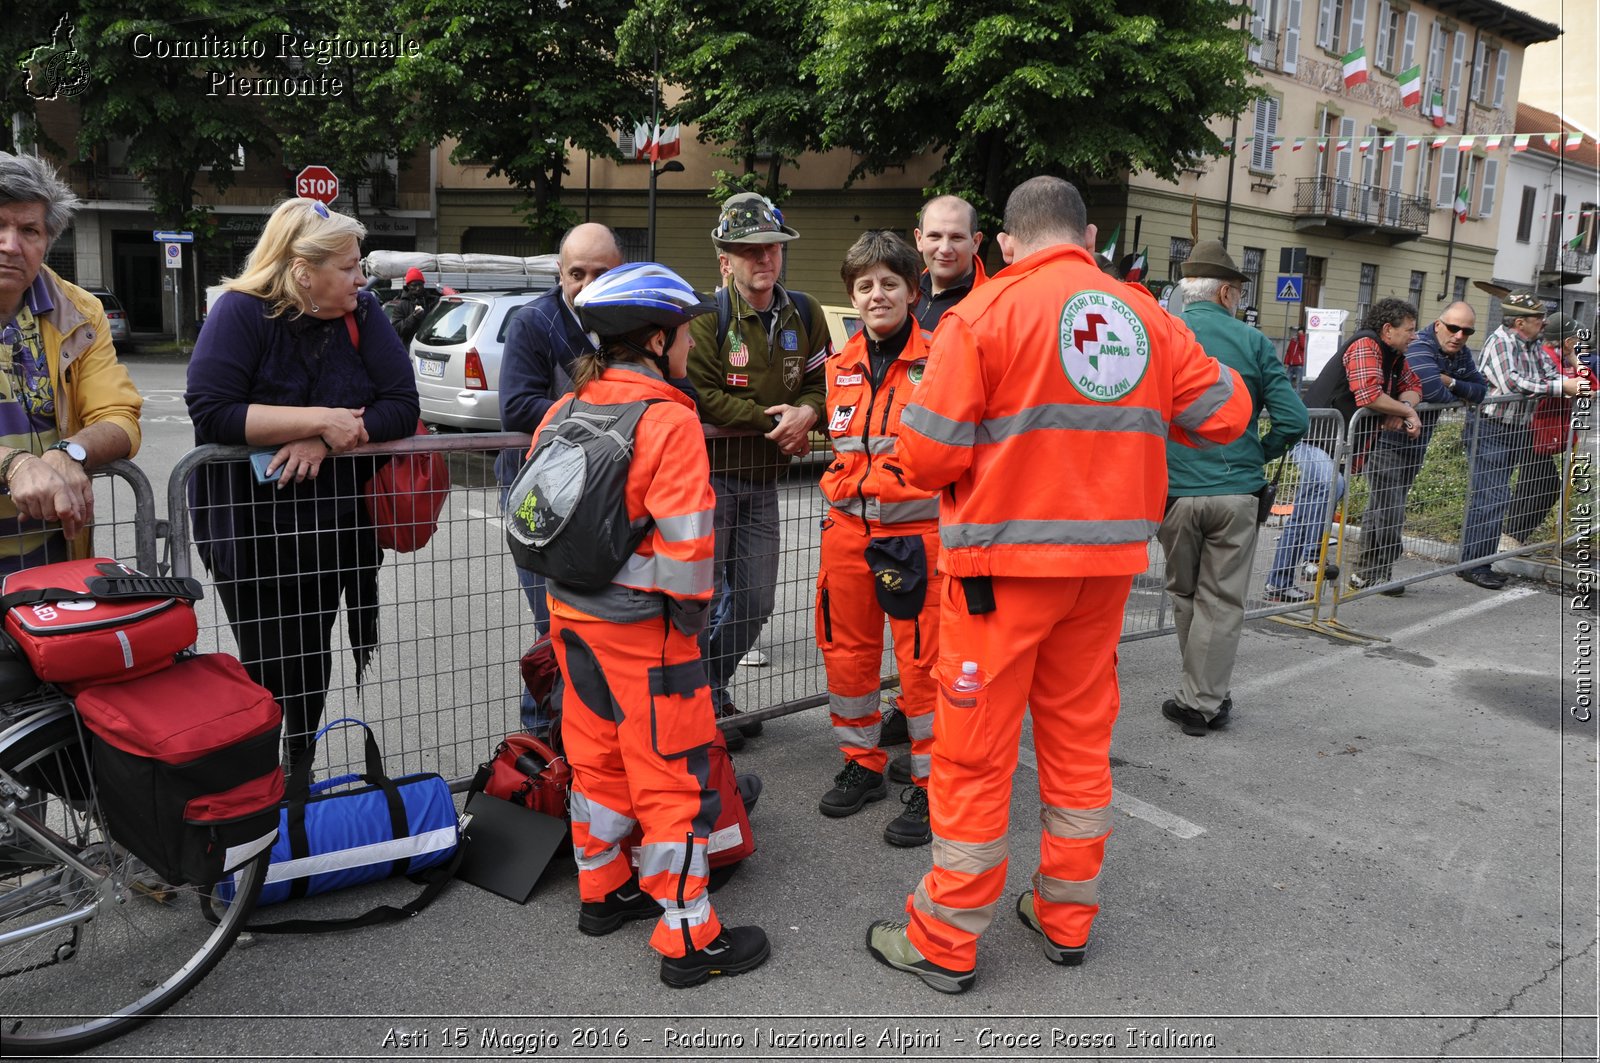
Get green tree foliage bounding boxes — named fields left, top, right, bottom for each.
left=619, top=0, right=824, bottom=203
left=265, top=0, right=415, bottom=217
left=388, top=0, right=646, bottom=250
left=809, top=0, right=1257, bottom=224
left=69, top=2, right=289, bottom=229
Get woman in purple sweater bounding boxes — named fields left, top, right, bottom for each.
left=186, top=198, right=419, bottom=773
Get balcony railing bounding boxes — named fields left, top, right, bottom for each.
left=1294, top=176, right=1429, bottom=241
left=1541, top=245, right=1595, bottom=279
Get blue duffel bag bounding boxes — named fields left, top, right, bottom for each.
left=216, top=718, right=463, bottom=933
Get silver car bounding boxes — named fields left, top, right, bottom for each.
left=85, top=288, right=132, bottom=350
left=410, top=290, right=543, bottom=430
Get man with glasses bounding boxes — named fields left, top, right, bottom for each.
left=1347, top=302, right=1486, bottom=594
left=687, top=192, right=828, bottom=748
left=1458, top=291, right=1591, bottom=590
left=0, top=152, right=141, bottom=575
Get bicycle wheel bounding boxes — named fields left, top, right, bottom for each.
left=0, top=698, right=270, bottom=1053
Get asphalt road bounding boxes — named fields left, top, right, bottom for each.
left=40, top=356, right=1597, bottom=1062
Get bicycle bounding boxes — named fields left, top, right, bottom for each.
left=0, top=675, right=270, bottom=1052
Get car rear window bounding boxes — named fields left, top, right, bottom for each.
left=93, top=291, right=124, bottom=312
left=496, top=298, right=537, bottom=342
left=417, top=299, right=488, bottom=345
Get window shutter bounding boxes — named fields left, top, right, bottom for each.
left=1374, top=2, right=1392, bottom=68
left=1472, top=41, right=1486, bottom=102
left=1252, top=97, right=1278, bottom=172
left=1447, top=30, right=1465, bottom=123
left=1478, top=158, right=1499, bottom=218
left=1336, top=116, right=1356, bottom=183
left=1317, top=0, right=1336, bottom=49
left=1400, top=11, right=1417, bottom=71
left=1389, top=134, right=1407, bottom=194
left=1284, top=0, right=1303, bottom=72
left=1347, top=0, right=1368, bottom=53
left=1493, top=49, right=1508, bottom=108
left=616, top=126, right=637, bottom=156
left=1436, top=148, right=1458, bottom=208
left=1427, top=22, right=1445, bottom=91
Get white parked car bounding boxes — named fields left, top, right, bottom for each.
left=410, top=290, right=542, bottom=431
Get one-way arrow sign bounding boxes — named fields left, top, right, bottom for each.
left=1275, top=275, right=1303, bottom=302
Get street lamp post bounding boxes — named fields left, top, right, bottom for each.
left=647, top=159, right=684, bottom=262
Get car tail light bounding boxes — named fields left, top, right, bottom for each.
left=463, top=348, right=486, bottom=390
left=106, top=310, right=126, bottom=320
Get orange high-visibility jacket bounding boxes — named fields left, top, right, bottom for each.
left=818, top=324, right=941, bottom=533
left=532, top=365, right=716, bottom=606
left=898, top=242, right=1251, bottom=579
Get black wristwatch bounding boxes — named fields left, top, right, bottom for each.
left=46, top=440, right=87, bottom=465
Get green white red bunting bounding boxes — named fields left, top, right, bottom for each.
left=1225, top=132, right=1588, bottom=155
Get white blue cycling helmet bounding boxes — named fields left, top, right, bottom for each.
left=573, top=262, right=716, bottom=337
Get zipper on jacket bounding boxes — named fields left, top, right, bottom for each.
left=854, top=379, right=880, bottom=517
left=880, top=386, right=896, bottom=435
left=882, top=462, right=907, bottom=487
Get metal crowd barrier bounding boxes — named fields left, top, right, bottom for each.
left=1328, top=394, right=1578, bottom=616
left=0, top=459, right=158, bottom=573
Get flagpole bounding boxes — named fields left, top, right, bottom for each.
left=1438, top=24, right=1482, bottom=302
left=647, top=43, right=661, bottom=262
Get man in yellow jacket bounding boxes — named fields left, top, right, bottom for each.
left=0, top=152, right=142, bottom=573
left=866, top=176, right=1251, bottom=993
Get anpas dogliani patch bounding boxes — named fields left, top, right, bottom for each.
left=1058, top=291, right=1150, bottom=403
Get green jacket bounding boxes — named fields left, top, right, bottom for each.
left=686, top=284, right=828, bottom=482
left=1166, top=300, right=1307, bottom=496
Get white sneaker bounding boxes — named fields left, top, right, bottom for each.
left=738, top=649, right=769, bottom=668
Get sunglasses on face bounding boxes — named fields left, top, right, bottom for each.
left=1439, top=321, right=1475, bottom=337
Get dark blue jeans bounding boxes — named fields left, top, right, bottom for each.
left=1267, top=441, right=1344, bottom=589
left=701, top=474, right=781, bottom=709
left=1460, top=416, right=1534, bottom=574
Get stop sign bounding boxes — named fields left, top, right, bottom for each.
left=295, top=165, right=339, bottom=205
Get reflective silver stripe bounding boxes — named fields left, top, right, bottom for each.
left=832, top=435, right=897, bottom=455
left=570, top=792, right=638, bottom=844
left=833, top=723, right=880, bottom=750
left=638, top=840, right=710, bottom=881
left=1035, top=869, right=1100, bottom=906
left=616, top=550, right=713, bottom=597
left=906, top=711, right=934, bottom=742
left=931, top=835, right=1008, bottom=876
left=829, top=496, right=939, bottom=525
left=262, top=827, right=455, bottom=884
left=548, top=580, right=667, bottom=623
left=575, top=843, right=624, bottom=874
left=879, top=498, right=940, bottom=524
left=912, top=879, right=995, bottom=936
left=659, top=891, right=713, bottom=929
left=978, top=404, right=1167, bottom=442
left=901, top=404, right=975, bottom=448
left=910, top=751, right=931, bottom=779
left=655, top=508, right=715, bottom=543
left=942, top=518, right=1158, bottom=548
left=830, top=690, right=881, bottom=722
left=1041, top=803, right=1111, bottom=840
left=1173, top=366, right=1237, bottom=432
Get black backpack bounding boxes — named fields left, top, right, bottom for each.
left=504, top=398, right=662, bottom=591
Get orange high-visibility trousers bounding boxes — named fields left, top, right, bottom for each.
left=552, top=610, right=724, bottom=959
left=815, top=517, right=942, bottom=783
left=905, top=572, right=1132, bottom=970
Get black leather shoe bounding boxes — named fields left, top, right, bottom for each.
left=886, top=752, right=914, bottom=785
left=878, top=701, right=910, bottom=746
left=1207, top=697, right=1232, bottom=730
left=1458, top=569, right=1507, bottom=590
left=578, top=878, right=660, bottom=936
left=819, top=761, right=888, bottom=817
left=1161, top=698, right=1209, bottom=737
left=660, top=925, right=770, bottom=988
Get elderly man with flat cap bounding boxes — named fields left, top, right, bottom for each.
left=1459, top=292, right=1591, bottom=589
left=1157, top=241, right=1307, bottom=735
left=686, top=193, right=829, bottom=747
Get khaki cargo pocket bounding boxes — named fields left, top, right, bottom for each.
left=647, top=659, right=717, bottom=760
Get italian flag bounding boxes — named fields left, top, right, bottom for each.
left=1455, top=186, right=1470, bottom=223
left=1513, top=134, right=1531, bottom=151
left=1457, top=136, right=1476, bottom=152
left=1124, top=249, right=1148, bottom=283
left=650, top=123, right=681, bottom=161
left=1099, top=225, right=1120, bottom=262
left=1342, top=48, right=1369, bottom=87
left=1567, top=133, right=1586, bottom=151
left=1292, top=137, right=1307, bottom=151
left=1482, top=135, right=1502, bottom=150
left=1569, top=231, right=1586, bottom=250
left=1398, top=66, right=1423, bottom=107
left=1429, top=91, right=1446, bottom=127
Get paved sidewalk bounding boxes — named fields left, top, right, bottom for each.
left=77, top=572, right=1596, bottom=1063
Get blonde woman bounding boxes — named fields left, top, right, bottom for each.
left=185, top=198, right=419, bottom=774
